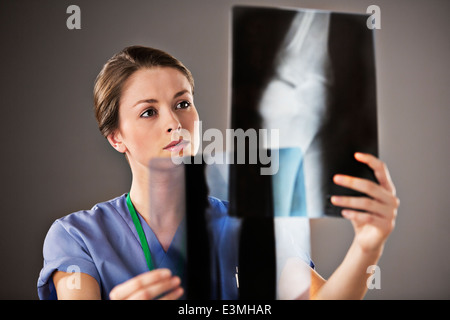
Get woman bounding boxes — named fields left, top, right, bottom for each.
left=37, top=45, right=399, bottom=300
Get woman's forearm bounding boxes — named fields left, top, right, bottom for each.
left=312, top=241, right=383, bottom=300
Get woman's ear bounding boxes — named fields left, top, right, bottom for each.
left=107, top=130, right=127, bottom=154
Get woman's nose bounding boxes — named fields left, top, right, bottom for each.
left=166, top=111, right=182, bottom=133
left=167, top=124, right=181, bottom=133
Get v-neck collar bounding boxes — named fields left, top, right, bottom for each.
left=137, top=212, right=186, bottom=269
left=121, top=194, right=186, bottom=269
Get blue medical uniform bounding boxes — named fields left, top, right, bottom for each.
left=37, top=194, right=313, bottom=300
left=37, top=194, right=234, bottom=299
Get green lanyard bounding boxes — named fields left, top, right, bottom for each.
left=126, top=193, right=154, bottom=271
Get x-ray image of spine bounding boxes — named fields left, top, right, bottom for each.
left=258, top=10, right=332, bottom=218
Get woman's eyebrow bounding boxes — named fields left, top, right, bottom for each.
left=132, top=98, right=158, bottom=108
left=173, top=89, right=190, bottom=99
left=132, top=90, right=190, bottom=108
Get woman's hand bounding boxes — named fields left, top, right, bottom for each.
left=330, top=152, right=400, bottom=254
left=109, top=268, right=183, bottom=300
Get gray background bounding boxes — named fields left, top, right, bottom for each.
left=0, top=0, right=448, bottom=299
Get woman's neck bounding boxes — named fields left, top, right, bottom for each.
left=128, top=158, right=185, bottom=250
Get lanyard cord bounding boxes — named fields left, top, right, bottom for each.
left=126, top=193, right=154, bottom=271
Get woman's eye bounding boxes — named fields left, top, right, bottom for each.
left=141, top=108, right=157, bottom=118
left=176, top=101, right=191, bottom=109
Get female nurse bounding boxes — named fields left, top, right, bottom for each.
left=37, top=46, right=399, bottom=300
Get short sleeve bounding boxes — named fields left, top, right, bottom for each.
left=37, top=220, right=101, bottom=300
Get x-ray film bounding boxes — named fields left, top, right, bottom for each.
left=162, top=6, right=378, bottom=300
left=230, top=6, right=378, bottom=218
left=204, top=156, right=312, bottom=300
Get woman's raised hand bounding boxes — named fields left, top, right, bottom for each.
left=331, top=152, right=400, bottom=254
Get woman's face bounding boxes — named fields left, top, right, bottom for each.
left=108, top=67, right=199, bottom=168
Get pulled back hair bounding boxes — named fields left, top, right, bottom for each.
left=93, top=46, right=195, bottom=138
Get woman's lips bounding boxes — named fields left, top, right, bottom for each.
left=163, top=138, right=190, bottom=152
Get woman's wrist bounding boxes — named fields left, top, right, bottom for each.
left=351, top=238, right=384, bottom=264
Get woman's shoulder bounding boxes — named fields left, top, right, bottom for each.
left=48, top=194, right=128, bottom=236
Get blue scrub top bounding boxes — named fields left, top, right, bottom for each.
left=37, top=194, right=313, bottom=300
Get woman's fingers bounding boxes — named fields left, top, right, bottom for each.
left=332, top=152, right=399, bottom=221
left=109, top=268, right=180, bottom=300
left=354, top=152, right=396, bottom=195
left=126, top=274, right=181, bottom=300
left=331, top=153, right=400, bottom=252
left=333, top=174, right=399, bottom=208
left=341, top=209, right=396, bottom=235
left=341, top=209, right=374, bottom=225
left=110, top=268, right=171, bottom=299
left=330, top=195, right=392, bottom=218
left=158, top=286, right=184, bottom=300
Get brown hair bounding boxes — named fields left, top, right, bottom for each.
left=93, top=45, right=195, bottom=138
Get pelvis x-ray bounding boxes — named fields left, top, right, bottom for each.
left=230, top=6, right=379, bottom=218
